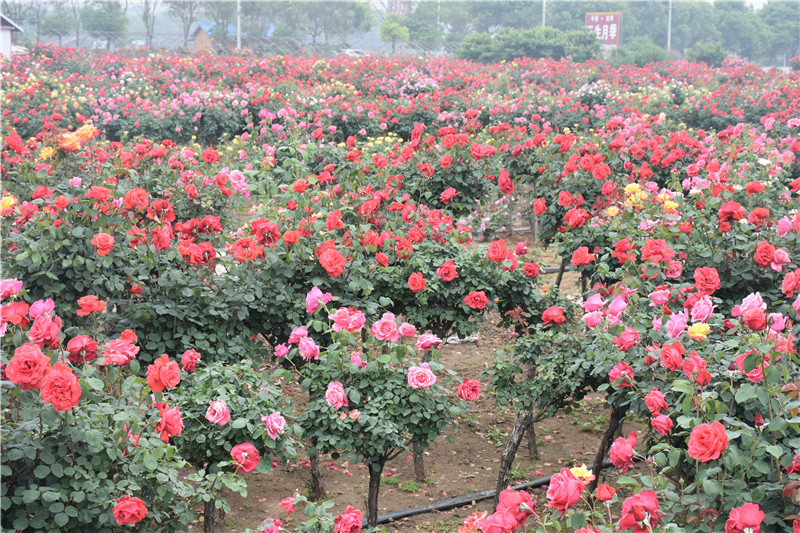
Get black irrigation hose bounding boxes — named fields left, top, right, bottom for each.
left=365, top=460, right=613, bottom=526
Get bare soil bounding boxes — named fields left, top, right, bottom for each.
left=189, top=236, right=620, bottom=533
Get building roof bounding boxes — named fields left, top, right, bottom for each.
left=1, top=15, right=23, bottom=32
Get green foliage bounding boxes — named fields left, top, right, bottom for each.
left=379, top=14, right=410, bottom=53
left=457, top=26, right=600, bottom=63
left=689, top=40, right=727, bottom=68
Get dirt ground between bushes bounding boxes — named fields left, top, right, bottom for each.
left=189, top=232, right=632, bottom=533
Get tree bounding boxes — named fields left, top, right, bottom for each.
left=141, top=0, right=161, bottom=47
left=81, top=0, right=127, bottom=49
left=41, top=3, right=75, bottom=46
left=404, top=2, right=443, bottom=51
left=166, top=0, right=200, bottom=48
left=274, top=1, right=373, bottom=45
left=379, top=14, right=409, bottom=53
left=758, top=0, right=800, bottom=65
left=689, top=40, right=726, bottom=67
left=203, top=1, right=235, bottom=47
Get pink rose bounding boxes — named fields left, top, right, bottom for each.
left=771, top=248, right=790, bottom=271
left=274, top=343, right=289, bottom=358
left=329, top=307, right=366, bottom=333
left=399, top=322, right=416, bottom=337
left=732, top=292, right=765, bottom=317
left=181, top=349, right=201, bottom=372
left=582, top=311, right=603, bottom=328
left=261, top=412, right=286, bottom=440
left=583, top=293, right=605, bottom=312
left=666, top=311, right=688, bottom=339
left=651, top=414, right=673, bottom=435
left=457, top=379, right=481, bottom=401
left=325, top=381, right=349, bottom=410
left=644, top=388, right=668, bottom=414
left=415, top=333, right=441, bottom=352
left=612, top=326, right=640, bottom=352
left=288, top=326, right=308, bottom=344
left=350, top=352, right=367, bottom=368
left=664, top=260, right=683, bottom=278
left=607, top=294, right=628, bottom=317
left=0, top=278, right=23, bottom=301
left=205, top=400, right=231, bottom=426
left=648, top=289, right=671, bottom=307
left=333, top=505, right=363, bottom=533
left=306, top=286, right=332, bottom=313
left=298, top=336, right=320, bottom=361
left=371, top=312, right=400, bottom=342
left=408, top=362, right=436, bottom=390
left=690, top=295, right=715, bottom=323
left=29, top=298, right=55, bottom=319
left=610, top=432, right=637, bottom=473
left=546, top=468, right=584, bottom=513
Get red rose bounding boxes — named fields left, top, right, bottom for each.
left=436, top=259, right=457, bottom=281
left=640, top=239, right=674, bottom=263
left=91, top=232, right=115, bottom=256
left=39, top=361, right=81, bottom=411
left=496, top=488, right=534, bottom=528
left=533, top=198, right=547, bottom=215
left=6, top=343, right=51, bottom=390
left=319, top=248, right=347, bottom=277
left=644, top=388, right=668, bottom=414
left=498, top=173, right=515, bottom=194
left=546, top=468, right=584, bottom=513
left=375, top=252, right=389, bottom=267
left=231, top=442, right=260, bottom=473
left=541, top=306, right=565, bottom=326
left=464, top=291, right=489, bottom=310
left=564, top=208, right=591, bottom=228
left=595, top=484, right=616, bottom=502
left=28, top=313, right=62, bottom=349
left=651, top=414, right=673, bottom=435
left=282, top=230, right=300, bottom=246
left=782, top=269, right=800, bottom=297
left=610, top=432, right=637, bottom=473
left=181, top=349, right=201, bottom=372
left=659, top=341, right=685, bottom=371
left=146, top=354, right=181, bottom=393
left=742, top=307, right=767, bottom=330
left=523, top=262, right=540, bottom=277
left=571, top=246, right=596, bottom=267
left=487, top=239, right=508, bottom=263
left=334, top=505, right=363, bottom=533
left=457, top=379, right=481, bottom=401
left=77, top=295, right=107, bottom=316
left=67, top=335, right=98, bottom=364
left=754, top=241, right=775, bottom=268
left=609, top=361, right=635, bottom=389
left=687, top=421, right=728, bottom=462
left=724, top=502, right=765, bottom=533
left=618, top=490, right=663, bottom=532
left=201, top=147, right=219, bottom=164
left=408, top=272, right=426, bottom=293
left=113, top=496, right=148, bottom=526
left=156, top=404, right=184, bottom=443
left=693, top=267, right=721, bottom=295
left=123, top=188, right=149, bottom=212
left=612, top=238, right=637, bottom=264
left=1, top=301, right=30, bottom=327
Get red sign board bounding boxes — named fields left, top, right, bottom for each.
left=585, top=12, right=621, bottom=52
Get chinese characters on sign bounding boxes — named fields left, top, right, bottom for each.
left=585, top=12, right=621, bottom=52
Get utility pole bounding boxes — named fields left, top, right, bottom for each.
left=542, top=0, right=546, bottom=27
left=236, top=0, right=242, bottom=50
left=666, top=0, right=672, bottom=53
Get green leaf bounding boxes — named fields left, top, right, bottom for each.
left=231, top=419, right=247, bottom=429
left=85, top=378, right=105, bottom=391
left=34, top=465, right=50, bottom=479
left=765, top=445, right=783, bottom=458
left=702, top=479, right=722, bottom=497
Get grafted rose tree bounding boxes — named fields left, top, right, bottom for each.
left=277, top=294, right=468, bottom=527
left=167, top=360, right=297, bottom=533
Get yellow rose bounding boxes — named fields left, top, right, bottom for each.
left=687, top=323, right=711, bottom=340
left=605, top=206, right=620, bottom=217
left=39, top=147, right=55, bottom=160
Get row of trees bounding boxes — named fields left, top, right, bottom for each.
left=2, top=0, right=798, bottom=65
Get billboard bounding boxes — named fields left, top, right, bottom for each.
left=585, top=12, right=621, bottom=52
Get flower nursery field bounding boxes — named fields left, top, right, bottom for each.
left=2, top=45, right=800, bottom=533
